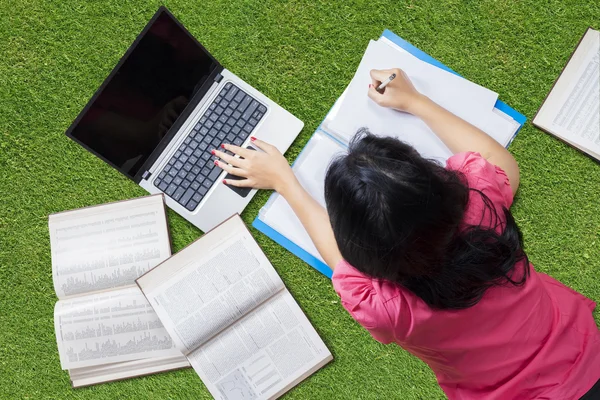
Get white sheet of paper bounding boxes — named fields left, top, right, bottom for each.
left=329, top=40, right=498, bottom=139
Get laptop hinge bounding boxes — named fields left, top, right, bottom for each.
left=214, top=73, right=223, bottom=83
left=142, top=170, right=152, bottom=180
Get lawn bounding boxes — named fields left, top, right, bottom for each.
left=0, top=0, right=599, bottom=398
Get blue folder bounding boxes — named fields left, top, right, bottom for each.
left=252, top=30, right=527, bottom=279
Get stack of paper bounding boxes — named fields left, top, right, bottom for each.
left=256, top=33, right=524, bottom=275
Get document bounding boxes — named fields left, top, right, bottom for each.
left=48, top=195, right=188, bottom=385
left=534, top=28, right=600, bottom=160
left=137, top=215, right=332, bottom=400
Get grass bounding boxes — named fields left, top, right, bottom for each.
left=0, top=0, right=599, bottom=398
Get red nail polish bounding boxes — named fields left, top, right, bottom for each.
left=214, top=160, right=218, bottom=165
left=250, top=136, right=256, bottom=141
left=221, top=144, right=226, bottom=149
left=222, top=179, right=227, bottom=184
left=368, top=84, right=372, bottom=88
left=211, top=149, right=215, bottom=155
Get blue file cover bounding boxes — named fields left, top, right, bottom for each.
left=252, top=30, right=526, bottom=279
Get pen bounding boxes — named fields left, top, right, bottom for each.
left=376, top=73, right=396, bottom=92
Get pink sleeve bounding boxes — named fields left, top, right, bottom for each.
left=447, top=152, right=514, bottom=208
left=331, top=260, right=397, bottom=344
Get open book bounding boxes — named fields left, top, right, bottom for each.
left=49, top=194, right=188, bottom=387
left=533, top=27, right=600, bottom=160
left=136, top=215, right=332, bottom=400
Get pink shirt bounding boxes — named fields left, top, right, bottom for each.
left=332, top=152, right=600, bottom=399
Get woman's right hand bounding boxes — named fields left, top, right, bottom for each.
left=367, top=68, right=425, bottom=114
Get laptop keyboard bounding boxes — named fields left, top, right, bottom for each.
left=152, top=82, right=267, bottom=211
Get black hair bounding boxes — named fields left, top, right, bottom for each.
left=324, top=130, right=529, bottom=310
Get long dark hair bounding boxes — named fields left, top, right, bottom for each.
left=324, top=130, right=529, bottom=310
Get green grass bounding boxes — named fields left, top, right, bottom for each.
left=1, top=0, right=599, bottom=398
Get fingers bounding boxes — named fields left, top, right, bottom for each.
left=214, top=160, right=247, bottom=177
left=248, top=137, right=277, bottom=154
left=223, top=177, right=254, bottom=187
left=368, top=85, right=389, bottom=107
left=221, top=143, right=254, bottom=159
left=370, top=68, right=396, bottom=81
left=213, top=148, right=246, bottom=168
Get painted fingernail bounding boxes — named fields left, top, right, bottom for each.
left=222, top=179, right=227, bottom=184
left=221, top=144, right=226, bottom=149
left=214, top=160, right=218, bottom=166
left=368, top=84, right=372, bottom=88
left=211, top=149, right=215, bottom=155
left=250, top=136, right=256, bottom=141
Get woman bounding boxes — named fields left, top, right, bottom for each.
left=213, top=68, right=600, bottom=399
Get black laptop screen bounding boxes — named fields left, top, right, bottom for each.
left=69, top=10, right=218, bottom=179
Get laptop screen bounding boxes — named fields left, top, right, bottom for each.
left=68, top=10, right=218, bottom=179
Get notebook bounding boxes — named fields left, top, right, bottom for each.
left=49, top=194, right=188, bottom=387
left=533, top=27, right=600, bottom=160
left=253, top=30, right=526, bottom=278
left=136, top=214, right=332, bottom=400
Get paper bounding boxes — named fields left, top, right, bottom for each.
left=137, top=215, right=332, bottom=400
left=261, top=131, right=346, bottom=262
left=54, top=287, right=182, bottom=370
left=145, top=235, right=285, bottom=353
left=187, top=291, right=331, bottom=400
left=329, top=40, right=500, bottom=151
left=49, top=195, right=171, bottom=298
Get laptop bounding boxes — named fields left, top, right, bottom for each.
left=65, top=7, right=303, bottom=232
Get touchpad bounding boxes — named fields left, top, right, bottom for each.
left=224, top=146, right=256, bottom=198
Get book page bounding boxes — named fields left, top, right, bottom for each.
left=260, top=131, right=345, bottom=263
left=187, top=290, right=332, bottom=400
left=138, top=216, right=286, bottom=354
left=69, top=355, right=189, bottom=388
left=534, top=28, right=600, bottom=158
left=54, top=286, right=183, bottom=370
left=49, top=194, right=171, bottom=299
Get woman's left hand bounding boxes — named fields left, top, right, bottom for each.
left=212, top=138, right=298, bottom=194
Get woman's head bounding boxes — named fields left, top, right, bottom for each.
left=325, top=130, right=528, bottom=309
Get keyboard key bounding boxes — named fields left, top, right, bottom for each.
left=243, top=101, right=259, bottom=120
left=243, top=124, right=253, bottom=134
left=173, top=187, right=185, bottom=201
left=232, top=126, right=241, bottom=135
left=183, top=147, right=193, bottom=156
left=174, top=176, right=183, bottom=185
left=167, top=168, right=177, bottom=177
left=218, top=114, right=228, bottom=123
left=227, top=117, right=237, bottom=127
left=163, top=174, right=173, bottom=184
left=184, top=137, right=192, bottom=145
left=192, top=166, right=201, bottom=175
left=205, top=119, right=214, bottom=129
left=224, top=107, right=233, bottom=117
left=223, top=124, right=232, bottom=134
left=258, top=105, right=267, bottom=113
left=165, top=183, right=177, bottom=196
left=215, top=106, right=224, bottom=115
left=189, top=140, right=199, bottom=149
left=186, top=200, right=198, bottom=211
left=237, top=96, right=252, bottom=112
left=201, top=152, right=211, bottom=161
left=209, top=113, right=218, bottom=122
left=189, top=156, right=198, bottom=164
left=233, top=137, right=243, bottom=146
left=192, top=192, right=203, bottom=203
left=209, top=128, right=219, bottom=138
left=232, top=110, right=241, bottom=119
left=217, top=131, right=227, bottom=140
left=234, top=91, right=246, bottom=103
left=202, top=179, right=212, bottom=188
left=201, top=166, right=211, bottom=176
left=191, top=181, right=201, bottom=190
left=183, top=162, right=193, bottom=172
left=248, top=118, right=258, bottom=127
left=180, top=188, right=195, bottom=206
left=181, top=179, right=191, bottom=189
left=236, top=119, right=245, bottom=128
left=224, top=82, right=232, bottom=90
left=158, top=181, right=168, bottom=191
left=154, top=178, right=162, bottom=186
left=225, top=86, right=238, bottom=101
left=177, top=170, right=187, bottom=179
left=200, top=127, right=209, bottom=135
left=179, top=154, right=189, bottom=163
left=208, top=103, right=216, bottom=111
left=231, top=101, right=239, bottom=109
left=158, top=171, right=167, bottom=179
left=208, top=168, right=222, bottom=182
left=168, top=158, right=176, bottom=165
left=199, top=186, right=208, bottom=196
left=211, top=137, right=221, bottom=147
left=174, top=160, right=183, bottom=169
left=226, top=132, right=236, bottom=141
